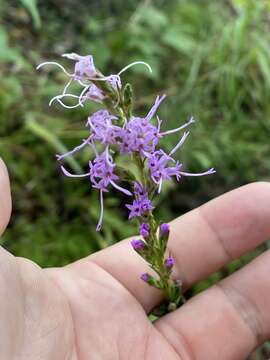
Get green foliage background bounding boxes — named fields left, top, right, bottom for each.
left=0, top=0, right=270, bottom=357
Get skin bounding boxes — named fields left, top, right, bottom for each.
left=0, top=158, right=270, bottom=360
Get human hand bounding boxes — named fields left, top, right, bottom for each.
left=1, top=158, right=270, bottom=360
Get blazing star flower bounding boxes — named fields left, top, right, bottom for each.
left=88, top=149, right=129, bottom=195
left=60, top=148, right=131, bottom=230
left=126, top=198, right=154, bottom=219
left=147, top=150, right=182, bottom=185
left=146, top=143, right=216, bottom=193
left=106, top=74, right=122, bottom=90
left=120, top=117, right=159, bottom=154
left=82, top=84, right=106, bottom=103
left=134, top=182, right=148, bottom=198
left=120, top=95, right=165, bottom=154
left=62, top=53, right=97, bottom=80
left=126, top=182, right=154, bottom=219
left=87, top=110, right=122, bottom=145
left=59, top=149, right=123, bottom=194
left=38, top=53, right=216, bottom=311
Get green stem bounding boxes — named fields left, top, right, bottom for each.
left=92, top=73, right=183, bottom=313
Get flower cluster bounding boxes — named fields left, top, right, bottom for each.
left=38, top=53, right=215, bottom=313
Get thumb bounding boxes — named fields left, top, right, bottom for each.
left=0, top=158, right=12, bottom=236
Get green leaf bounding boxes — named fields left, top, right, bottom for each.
left=0, top=27, right=23, bottom=63
left=162, top=28, right=196, bottom=54
left=20, top=0, right=41, bottom=29
left=25, top=116, right=82, bottom=173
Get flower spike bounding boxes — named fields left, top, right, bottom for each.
left=38, top=52, right=216, bottom=313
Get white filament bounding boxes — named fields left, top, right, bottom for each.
left=110, top=180, right=132, bottom=196
left=36, top=61, right=73, bottom=76
left=158, top=179, right=163, bottom=193
left=118, top=61, right=153, bottom=76
left=162, top=117, right=195, bottom=136
left=157, top=115, right=162, bottom=132
left=169, top=131, right=190, bottom=156
left=180, top=168, right=216, bottom=177
left=56, top=135, right=93, bottom=161
left=78, top=84, right=91, bottom=106
left=49, top=93, right=81, bottom=107
left=62, top=53, right=81, bottom=60
left=60, top=165, right=91, bottom=178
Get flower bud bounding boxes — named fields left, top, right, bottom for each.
left=164, top=256, right=174, bottom=269
left=140, top=273, right=160, bottom=288
left=123, top=83, right=133, bottom=114
left=160, top=223, right=170, bottom=235
left=140, top=273, right=151, bottom=283
left=139, top=223, right=150, bottom=238
left=131, top=238, right=145, bottom=251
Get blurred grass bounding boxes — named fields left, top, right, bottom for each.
left=0, top=0, right=270, bottom=357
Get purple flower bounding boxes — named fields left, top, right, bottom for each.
left=120, top=117, right=160, bottom=154
left=106, top=74, right=122, bottom=90
left=131, top=238, right=145, bottom=251
left=83, top=84, right=106, bottom=103
left=126, top=198, right=153, bottom=219
left=126, top=182, right=153, bottom=219
left=60, top=148, right=131, bottom=231
left=141, top=273, right=150, bottom=283
left=140, top=223, right=150, bottom=238
left=60, top=148, right=131, bottom=195
left=120, top=95, right=165, bottom=154
left=147, top=149, right=216, bottom=192
left=134, top=182, right=147, bottom=198
left=88, top=151, right=117, bottom=191
left=87, top=110, right=122, bottom=145
left=147, top=150, right=182, bottom=185
left=145, top=94, right=166, bottom=122
left=160, top=223, right=170, bottom=235
left=88, top=149, right=130, bottom=196
left=63, top=53, right=96, bottom=80
left=164, top=256, right=174, bottom=269
left=61, top=53, right=97, bottom=80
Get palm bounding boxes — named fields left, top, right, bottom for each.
left=1, top=159, right=270, bottom=360
left=10, top=255, right=175, bottom=360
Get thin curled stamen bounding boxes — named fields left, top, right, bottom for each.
left=49, top=94, right=82, bottom=107
left=56, top=135, right=93, bottom=161
left=157, top=116, right=162, bottom=133
left=110, top=180, right=132, bottom=196
left=105, top=147, right=114, bottom=165
left=60, top=165, right=91, bottom=178
left=169, top=131, right=190, bottom=156
left=118, top=61, right=153, bottom=76
left=158, top=179, right=163, bottom=193
left=79, top=85, right=91, bottom=106
left=180, top=168, right=216, bottom=177
left=161, top=117, right=195, bottom=136
left=62, top=78, right=73, bottom=95
left=36, top=61, right=74, bottom=76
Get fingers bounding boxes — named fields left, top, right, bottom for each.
left=155, top=250, right=270, bottom=360
left=0, top=158, right=12, bottom=236
left=86, top=182, right=270, bottom=311
left=167, top=181, right=270, bottom=288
